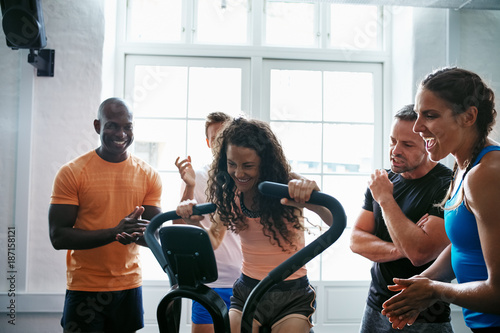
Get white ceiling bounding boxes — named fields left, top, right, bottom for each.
left=270, top=0, right=500, bottom=10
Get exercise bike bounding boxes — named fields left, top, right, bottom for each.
left=144, top=181, right=346, bottom=333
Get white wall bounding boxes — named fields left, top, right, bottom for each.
left=0, top=0, right=105, bottom=294
left=1, top=1, right=105, bottom=331
left=461, top=9, right=500, bottom=142
left=1, top=1, right=499, bottom=332
left=391, top=6, right=500, bottom=169
left=390, top=6, right=414, bottom=110
left=0, top=18, right=20, bottom=256
left=29, top=0, right=105, bottom=292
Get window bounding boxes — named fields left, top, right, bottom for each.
left=265, top=1, right=317, bottom=47
left=126, top=0, right=250, bottom=45
left=127, top=0, right=184, bottom=42
left=125, top=56, right=250, bottom=174
left=125, top=56, right=251, bottom=279
left=195, top=0, right=249, bottom=44
left=120, top=0, right=385, bottom=281
left=329, top=4, right=381, bottom=50
left=263, top=1, right=381, bottom=49
left=263, top=60, right=382, bottom=280
left=126, top=0, right=383, bottom=49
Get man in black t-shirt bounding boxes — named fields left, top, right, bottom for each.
left=350, top=105, right=454, bottom=333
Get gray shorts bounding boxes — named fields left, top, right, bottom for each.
left=359, top=304, right=453, bottom=333
left=230, top=274, right=316, bottom=328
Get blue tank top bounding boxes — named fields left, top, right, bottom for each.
left=444, top=145, right=500, bottom=329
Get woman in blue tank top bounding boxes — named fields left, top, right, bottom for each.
left=381, top=67, right=500, bottom=332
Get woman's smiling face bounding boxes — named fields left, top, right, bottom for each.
left=413, top=87, right=463, bottom=162
left=226, top=144, right=261, bottom=195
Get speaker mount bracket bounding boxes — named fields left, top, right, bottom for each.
left=27, top=48, right=54, bottom=77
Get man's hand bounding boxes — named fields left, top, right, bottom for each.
left=116, top=231, right=143, bottom=245
left=369, top=169, right=394, bottom=205
left=175, top=156, right=196, bottom=187
left=115, top=206, right=149, bottom=245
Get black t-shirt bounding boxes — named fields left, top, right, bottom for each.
left=363, top=163, right=452, bottom=323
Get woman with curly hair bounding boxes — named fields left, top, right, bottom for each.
left=177, top=117, right=332, bottom=333
left=381, top=68, right=500, bottom=332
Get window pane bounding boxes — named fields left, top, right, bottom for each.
left=301, top=174, right=323, bottom=281
left=159, top=172, right=184, bottom=211
left=265, top=2, right=316, bottom=47
left=324, top=71, right=374, bottom=123
left=135, top=120, right=212, bottom=173
left=323, top=124, right=374, bottom=174
left=321, top=230, right=372, bottom=280
left=271, top=122, right=322, bottom=174
left=264, top=61, right=380, bottom=282
left=304, top=175, right=373, bottom=281
left=270, top=69, right=322, bottom=121
left=196, top=0, right=249, bottom=44
left=133, top=119, right=187, bottom=171
left=186, top=119, right=214, bottom=170
left=321, top=175, right=372, bottom=280
left=127, top=0, right=183, bottom=42
left=140, top=247, right=170, bottom=281
left=132, top=65, right=188, bottom=118
left=140, top=172, right=182, bottom=281
left=330, top=4, right=379, bottom=50
left=322, top=174, right=370, bottom=228
left=188, top=67, right=243, bottom=118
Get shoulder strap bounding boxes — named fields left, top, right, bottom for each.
left=473, top=145, right=500, bottom=167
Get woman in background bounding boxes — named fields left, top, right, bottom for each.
left=382, top=67, right=500, bottom=332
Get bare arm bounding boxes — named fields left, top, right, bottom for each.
left=176, top=199, right=226, bottom=250
left=421, top=243, right=455, bottom=281
left=350, top=209, right=404, bottom=262
left=370, top=169, right=450, bottom=266
left=173, top=156, right=196, bottom=225
left=49, top=204, right=149, bottom=250
left=443, top=160, right=500, bottom=312
left=283, top=178, right=333, bottom=226
left=205, top=212, right=227, bottom=250
left=382, top=158, right=500, bottom=328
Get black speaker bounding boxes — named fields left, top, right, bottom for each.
left=1, top=0, right=47, bottom=50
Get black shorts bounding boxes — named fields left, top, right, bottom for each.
left=61, top=287, right=144, bottom=333
left=230, top=274, right=316, bottom=328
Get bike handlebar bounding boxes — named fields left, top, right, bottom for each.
left=240, top=181, right=346, bottom=333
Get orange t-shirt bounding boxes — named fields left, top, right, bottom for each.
left=236, top=198, right=307, bottom=281
left=50, top=150, right=162, bottom=291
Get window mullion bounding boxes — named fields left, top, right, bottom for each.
left=185, top=0, right=195, bottom=44
left=320, top=2, right=330, bottom=49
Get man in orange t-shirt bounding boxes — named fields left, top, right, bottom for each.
left=49, top=98, right=162, bottom=333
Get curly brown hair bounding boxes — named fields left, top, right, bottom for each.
left=207, top=117, right=303, bottom=251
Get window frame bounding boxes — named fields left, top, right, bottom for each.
left=261, top=59, right=384, bottom=207
left=116, top=0, right=392, bottom=282
left=124, top=55, right=252, bottom=121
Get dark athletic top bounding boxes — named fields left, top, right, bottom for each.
left=363, top=163, right=452, bottom=323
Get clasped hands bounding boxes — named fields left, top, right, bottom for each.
left=381, top=275, right=437, bottom=329
left=115, top=206, right=150, bottom=245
